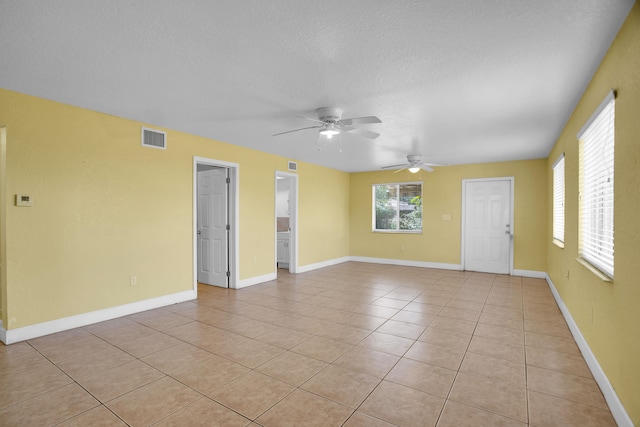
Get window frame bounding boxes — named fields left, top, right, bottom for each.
left=552, top=154, right=565, bottom=247
left=372, top=181, right=423, bottom=233
left=577, top=90, right=615, bottom=280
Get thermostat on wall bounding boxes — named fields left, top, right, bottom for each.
left=15, top=194, right=32, bottom=207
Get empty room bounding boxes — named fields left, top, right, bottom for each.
left=1, top=1, right=639, bottom=426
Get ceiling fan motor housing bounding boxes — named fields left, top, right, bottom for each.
left=407, top=154, right=422, bottom=164
left=317, top=107, right=343, bottom=123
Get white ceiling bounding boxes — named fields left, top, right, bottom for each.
left=0, top=0, right=634, bottom=172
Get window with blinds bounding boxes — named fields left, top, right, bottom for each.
left=578, top=91, right=615, bottom=278
left=552, top=154, right=565, bottom=244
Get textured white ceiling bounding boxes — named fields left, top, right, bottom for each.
left=0, top=0, right=634, bottom=172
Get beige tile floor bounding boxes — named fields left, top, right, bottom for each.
left=0, top=262, right=617, bottom=426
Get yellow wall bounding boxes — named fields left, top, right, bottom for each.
left=350, top=159, right=547, bottom=271
left=298, top=162, right=350, bottom=266
left=0, top=89, right=351, bottom=329
left=546, top=3, right=640, bottom=423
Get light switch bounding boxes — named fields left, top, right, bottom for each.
left=442, top=214, right=451, bottom=221
left=16, top=194, right=32, bottom=207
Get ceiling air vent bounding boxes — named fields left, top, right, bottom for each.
left=141, top=127, right=167, bottom=150
left=288, top=161, right=297, bottom=171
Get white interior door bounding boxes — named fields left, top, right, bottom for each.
left=463, top=179, right=512, bottom=274
left=197, top=167, right=228, bottom=287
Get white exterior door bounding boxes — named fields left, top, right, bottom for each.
left=197, top=168, right=228, bottom=287
left=463, top=179, right=512, bottom=274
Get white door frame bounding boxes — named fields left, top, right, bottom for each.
left=193, top=156, right=239, bottom=290
left=275, top=171, right=298, bottom=274
left=461, top=177, right=514, bottom=275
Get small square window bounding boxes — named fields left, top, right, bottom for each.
left=372, top=182, right=422, bottom=232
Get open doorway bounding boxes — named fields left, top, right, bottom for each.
left=193, top=157, right=239, bottom=289
left=275, top=171, right=298, bottom=274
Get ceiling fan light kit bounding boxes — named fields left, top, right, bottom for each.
left=319, top=123, right=340, bottom=138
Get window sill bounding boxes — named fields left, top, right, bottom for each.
left=575, top=257, right=613, bottom=282
left=372, top=230, right=422, bottom=234
left=552, top=239, right=565, bottom=249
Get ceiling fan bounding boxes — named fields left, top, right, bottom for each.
left=273, top=107, right=381, bottom=140
left=382, top=154, right=445, bottom=173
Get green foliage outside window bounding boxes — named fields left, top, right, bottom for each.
left=373, top=183, right=422, bottom=231
left=400, top=195, right=422, bottom=230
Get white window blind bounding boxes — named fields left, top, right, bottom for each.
left=552, top=154, right=565, bottom=243
left=578, top=91, right=615, bottom=278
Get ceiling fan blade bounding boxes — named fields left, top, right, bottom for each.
left=339, top=116, right=381, bottom=125
left=422, top=162, right=448, bottom=167
left=295, top=115, right=326, bottom=124
left=272, top=125, right=321, bottom=137
left=342, top=127, right=380, bottom=139
left=381, top=163, right=408, bottom=169
left=393, top=167, right=407, bottom=174
left=420, top=165, right=434, bottom=172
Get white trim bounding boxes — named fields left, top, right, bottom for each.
left=0, top=290, right=196, bottom=345
left=193, top=157, right=240, bottom=290
left=275, top=171, right=299, bottom=274
left=297, top=256, right=352, bottom=273
left=237, top=272, right=277, bottom=289
left=0, top=129, right=6, bottom=346
left=290, top=174, right=299, bottom=274
left=461, top=177, right=514, bottom=275
left=545, top=274, right=633, bottom=427
left=512, top=269, right=547, bottom=278
left=350, top=256, right=462, bottom=271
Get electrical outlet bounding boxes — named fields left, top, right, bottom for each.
left=130, top=276, right=137, bottom=286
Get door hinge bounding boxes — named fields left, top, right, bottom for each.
left=226, top=224, right=230, bottom=231
left=226, top=177, right=231, bottom=184
left=226, top=271, right=230, bottom=277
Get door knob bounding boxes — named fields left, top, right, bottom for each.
left=197, top=231, right=201, bottom=235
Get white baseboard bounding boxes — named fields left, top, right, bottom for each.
left=545, top=275, right=633, bottom=427
left=237, top=272, right=277, bottom=289
left=1, top=290, right=196, bottom=345
left=350, top=256, right=463, bottom=271
left=296, top=256, right=351, bottom=273
left=513, top=269, right=547, bottom=278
